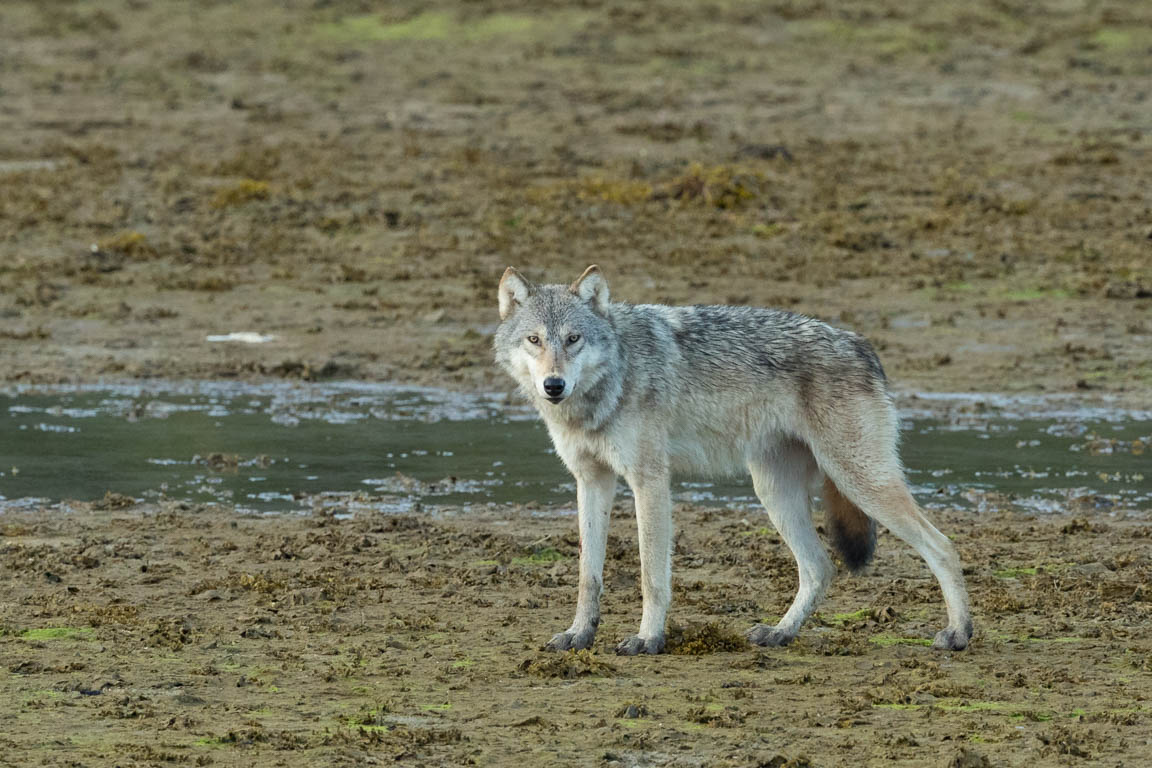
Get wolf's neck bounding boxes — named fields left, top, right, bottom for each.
left=546, top=355, right=626, bottom=432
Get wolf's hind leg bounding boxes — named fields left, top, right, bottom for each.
left=546, top=462, right=615, bottom=652
left=746, top=443, right=835, bottom=647
left=809, top=431, right=973, bottom=651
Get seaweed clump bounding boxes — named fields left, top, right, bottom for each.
left=211, top=179, right=270, bottom=208
left=665, top=621, right=746, bottom=656
left=519, top=650, right=616, bottom=679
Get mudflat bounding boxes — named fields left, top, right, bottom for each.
left=2, top=498, right=1151, bottom=767
left=0, top=1, right=1150, bottom=396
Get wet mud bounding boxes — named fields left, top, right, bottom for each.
left=0, top=0, right=1150, bottom=401
left=3, top=499, right=1152, bottom=766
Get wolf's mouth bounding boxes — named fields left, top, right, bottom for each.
left=545, top=396, right=565, bottom=404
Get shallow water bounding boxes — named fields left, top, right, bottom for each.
left=0, top=381, right=1148, bottom=515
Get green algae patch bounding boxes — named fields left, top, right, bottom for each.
left=739, top=525, right=777, bottom=538
left=1088, top=28, right=1152, bottom=52
left=511, top=547, right=566, bottom=566
left=869, top=634, right=933, bottom=647
left=519, top=650, right=616, bottom=679
left=319, top=12, right=534, bottom=43
left=994, top=566, right=1039, bottom=578
left=666, top=622, right=746, bottom=656
left=827, top=608, right=872, bottom=624
left=21, top=627, right=94, bottom=641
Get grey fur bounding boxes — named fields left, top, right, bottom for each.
left=494, top=266, right=974, bottom=655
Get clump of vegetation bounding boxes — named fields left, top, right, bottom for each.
left=156, top=274, right=235, bottom=292
left=0, top=326, right=50, bottom=341
left=659, top=163, right=767, bottom=209
left=519, top=650, right=616, bottom=679
left=189, top=571, right=285, bottom=596
left=211, top=179, right=270, bottom=208
left=148, top=617, right=192, bottom=650
left=797, top=633, right=870, bottom=656
left=91, top=491, right=135, bottom=510
left=194, top=452, right=240, bottom=472
left=665, top=621, right=746, bottom=655
left=688, top=703, right=747, bottom=727
left=616, top=703, right=650, bottom=718
left=347, top=704, right=390, bottom=727
left=215, top=146, right=281, bottom=178
left=96, top=230, right=156, bottom=260
left=573, top=176, right=653, bottom=205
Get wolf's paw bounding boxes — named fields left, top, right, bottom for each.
left=614, top=634, right=665, bottom=656
left=747, top=623, right=795, bottom=648
left=932, top=621, right=974, bottom=651
left=544, top=627, right=596, bottom=652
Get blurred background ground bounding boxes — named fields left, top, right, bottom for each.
left=0, top=0, right=1150, bottom=396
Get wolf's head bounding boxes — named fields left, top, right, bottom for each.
left=493, top=265, right=616, bottom=406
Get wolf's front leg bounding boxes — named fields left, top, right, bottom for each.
left=545, top=463, right=616, bottom=652
left=616, top=468, right=673, bottom=655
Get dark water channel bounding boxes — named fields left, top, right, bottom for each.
left=1, top=382, right=1148, bottom=516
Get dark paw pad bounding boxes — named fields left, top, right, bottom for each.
left=747, top=623, right=795, bottom=648
left=614, top=634, right=665, bottom=656
left=544, top=628, right=595, bottom=652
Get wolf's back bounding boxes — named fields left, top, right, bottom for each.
left=620, top=303, right=888, bottom=396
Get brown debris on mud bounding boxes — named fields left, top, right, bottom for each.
left=2, top=498, right=1152, bottom=766
left=0, top=0, right=1150, bottom=399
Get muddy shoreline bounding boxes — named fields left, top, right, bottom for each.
left=3, top=499, right=1152, bottom=767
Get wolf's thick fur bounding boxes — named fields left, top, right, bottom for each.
left=494, top=265, right=973, bottom=655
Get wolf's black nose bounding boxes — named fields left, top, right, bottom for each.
left=543, top=377, right=565, bottom=398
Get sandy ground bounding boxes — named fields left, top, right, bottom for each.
left=2, top=498, right=1151, bottom=767
left=3, top=2, right=1152, bottom=766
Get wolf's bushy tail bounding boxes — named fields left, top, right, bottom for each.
left=823, top=477, right=876, bottom=572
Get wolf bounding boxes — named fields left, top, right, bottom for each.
left=494, top=265, right=973, bottom=655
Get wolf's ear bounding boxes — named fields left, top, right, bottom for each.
left=570, top=265, right=609, bottom=314
left=498, top=267, right=533, bottom=320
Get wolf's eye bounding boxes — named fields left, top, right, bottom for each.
left=527, top=335, right=540, bottom=345
left=566, top=334, right=581, bottom=345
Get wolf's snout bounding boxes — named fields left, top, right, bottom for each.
left=543, top=377, right=566, bottom=401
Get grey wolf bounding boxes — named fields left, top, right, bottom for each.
left=494, top=265, right=973, bottom=655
